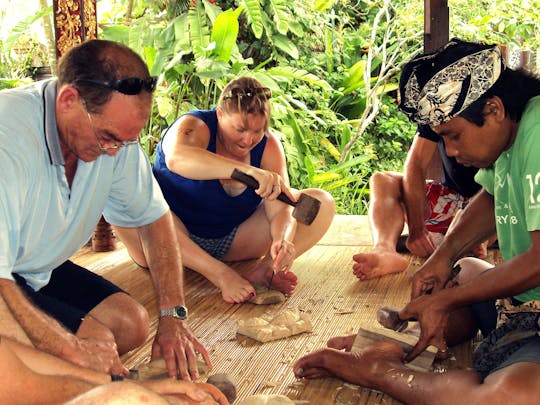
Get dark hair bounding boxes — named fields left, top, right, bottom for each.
left=217, top=77, right=271, bottom=129
left=460, top=68, right=540, bottom=126
left=57, top=39, right=151, bottom=112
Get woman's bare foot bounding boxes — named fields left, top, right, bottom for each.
left=211, top=268, right=256, bottom=304
left=293, top=341, right=405, bottom=388
left=352, top=249, right=409, bottom=280
left=269, top=271, right=298, bottom=295
left=243, top=264, right=298, bottom=296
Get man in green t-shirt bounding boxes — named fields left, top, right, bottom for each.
left=293, top=38, right=540, bottom=403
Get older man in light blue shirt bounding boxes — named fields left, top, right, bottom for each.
left=1, top=78, right=165, bottom=290
left=0, top=39, right=210, bottom=381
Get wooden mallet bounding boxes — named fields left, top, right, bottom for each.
left=231, top=169, right=321, bottom=225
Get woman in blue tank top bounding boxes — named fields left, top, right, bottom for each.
left=145, top=77, right=335, bottom=304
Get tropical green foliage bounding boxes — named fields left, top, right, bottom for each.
left=0, top=6, right=52, bottom=89
left=2, top=0, right=539, bottom=213
left=90, top=0, right=423, bottom=214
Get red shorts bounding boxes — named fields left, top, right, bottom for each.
left=424, top=181, right=468, bottom=234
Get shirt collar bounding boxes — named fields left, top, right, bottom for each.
left=43, top=78, right=64, bottom=165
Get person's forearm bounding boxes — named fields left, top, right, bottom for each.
left=3, top=337, right=110, bottom=385
left=402, top=172, right=428, bottom=234
left=436, top=190, right=496, bottom=262
left=0, top=279, right=80, bottom=360
left=139, top=212, right=186, bottom=308
left=166, top=146, right=254, bottom=180
left=0, top=335, right=98, bottom=405
left=440, top=244, right=540, bottom=311
left=24, top=373, right=97, bottom=405
left=402, top=148, right=431, bottom=235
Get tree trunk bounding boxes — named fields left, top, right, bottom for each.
left=125, top=0, right=133, bottom=22
left=39, top=0, right=57, bottom=74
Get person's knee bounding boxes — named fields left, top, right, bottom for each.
left=87, top=293, right=150, bottom=351
left=113, top=226, right=148, bottom=268
left=303, top=188, right=336, bottom=218
left=114, top=297, right=149, bottom=348
left=370, top=171, right=403, bottom=197
left=454, top=257, right=492, bottom=284
left=77, top=315, right=117, bottom=345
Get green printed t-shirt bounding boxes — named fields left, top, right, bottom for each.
left=475, top=96, right=540, bottom=302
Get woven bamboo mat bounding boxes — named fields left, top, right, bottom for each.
left=72, top=216, right=503, bottom=405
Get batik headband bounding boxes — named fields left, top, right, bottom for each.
left=398, top=39, right=505, bottom=126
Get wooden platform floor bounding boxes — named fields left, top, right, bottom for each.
left=71, top=215, right=502, bottom=405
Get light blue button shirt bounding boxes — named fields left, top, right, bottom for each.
left=0, top=79, right=169, bottom=290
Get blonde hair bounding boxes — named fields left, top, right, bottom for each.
left=217, top=77, right=271, bottom=129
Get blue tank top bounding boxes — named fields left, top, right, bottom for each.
left=153, top=109, right=267, bottom=238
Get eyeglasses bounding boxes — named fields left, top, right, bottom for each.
left=222, top=87, right=272, bottom=100
left=84, top=106, right=139, bottom=151
left=74, top=77, right=158, bottom=95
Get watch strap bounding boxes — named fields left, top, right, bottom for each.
left=159, top=305, right=188, bottom=320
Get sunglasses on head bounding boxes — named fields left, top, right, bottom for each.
left=222, top=87, right=272, bottom=100
left=74, top=77, right=158, bottom=95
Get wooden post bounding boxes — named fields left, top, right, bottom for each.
left=424, top=0, right=449, bottom=53
left=423, top=1, right=448, bottom=181
left=52, top=0, right=97, bottom=58
left=92, top=216, right=117, bottom=252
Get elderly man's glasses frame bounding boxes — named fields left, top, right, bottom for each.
left=83, top=104, right=139, bottom=151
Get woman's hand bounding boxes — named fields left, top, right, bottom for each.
left=245, top=168, right=296, bottom=202
left=271, top=239, right=296, bottom=273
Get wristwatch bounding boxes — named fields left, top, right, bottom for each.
left=159, top=305, right=188, bottom=320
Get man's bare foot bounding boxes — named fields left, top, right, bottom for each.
left=212, top=269, right=256, bottom=304
left=293, top=341, right=405, bottom=387
left=243, top=265, right=298, bottom=296
left=352, top=249, right=408, bottom=280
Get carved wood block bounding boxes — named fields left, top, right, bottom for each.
left=351, top=326, right=437, bottom=372
left=237, top=308, right=312, bottom=343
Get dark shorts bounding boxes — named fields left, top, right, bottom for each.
left=490, top=336, right=540, bottom=374
left=189, top=226, right=239, bottom=260
left=470, top=299, right=498, bottom=338
left=14, top=260, right=125, bottom=333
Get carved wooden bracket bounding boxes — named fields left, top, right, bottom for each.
left=53, top=0, right=97, bottom=58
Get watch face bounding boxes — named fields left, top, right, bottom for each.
left=175, top=306, right=187, bottom=319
